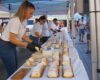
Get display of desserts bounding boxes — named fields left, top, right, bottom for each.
left=11, top=33, right=74, bottom=79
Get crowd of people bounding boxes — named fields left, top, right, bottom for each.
left=29, top=15, right=66, bottom=46
left=74, top=15, right=91, bottom=54
left=0, top=1, right=67, bottom=78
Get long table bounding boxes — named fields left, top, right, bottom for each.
left=7, top=28, right=89, bottom=80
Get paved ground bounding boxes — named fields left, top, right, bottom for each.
left=74, top=33, right=92, bottom=80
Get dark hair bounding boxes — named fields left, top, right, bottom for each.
left=53, top=18, right=58, bottom=21
left=39, top=16, right=46, bottom=21
left=0, top=22, right=4, bottom=27
left=35, top=18, right=39, bottom=23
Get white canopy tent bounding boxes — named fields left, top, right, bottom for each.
left=0, top=0, right=71, bottom=16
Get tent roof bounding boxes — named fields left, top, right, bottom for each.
left=0, top=0, right=71, bottom=15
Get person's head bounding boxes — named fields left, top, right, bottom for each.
left=35, top=18, right=39, bottom=23
left=14, top=1, right=35, bottom=22
left=60, top=21, right=64, bottom=27
left=53, top=18, right=58, bottom=25
left=38, top=15, right=47, bottom=25
left=81, top=17, right=84, bottom=20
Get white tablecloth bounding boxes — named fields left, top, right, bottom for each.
left=7, top=28, right=89, bottom=80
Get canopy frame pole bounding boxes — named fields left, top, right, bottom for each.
left=67, top=4, right=71, bottom=32
left=95, top=0, right=100, bottom=79
left=89, top=0, right=100, bottom=79
left=70, top=0, right=76, bottom=45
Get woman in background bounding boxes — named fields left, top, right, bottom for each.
left=30, top=15, right=46, bottom=45
left=41, top=16, right=50, bottom=43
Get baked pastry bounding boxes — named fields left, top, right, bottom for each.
left=55, top=44, right=60, bottom=48
left=53, top=53, right=59, bottom=61
left=31, top=53, right=44, bottom=60
left=25, top=57, right=35, bottom=67
left=63, top=48, right=68, bottom=55
left=48, top=64, right=59, bottom=78
left=48, top=69, right=58, bottom=78
left=42, top=48, right=52, bottom=57
left=62, top=55, right=70, bottom=65
left=63, top=64, right=73, bottom=78
left=31, top=63, right=44, bottom=78
left=25, top=60, right=32, bottom=67
left=41, top=58, right=48, bottom=66
left=52, top=60, right=60, bottom=66
left=28, top=57, right=34, bottom=63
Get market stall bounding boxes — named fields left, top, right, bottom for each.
left=7, top=28, right=89, bottom=80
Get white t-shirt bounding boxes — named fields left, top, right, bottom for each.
left=49, top=21, right=59, bottom=35
left=47, top=21, right=52, bottom=36
left=30, top=22, right=42, bottom=37
left=1, top=17, right=27, bottom=41
left=50, top=22, right=59, bottom=30
left=42, top=22, right=50, bottom=37
left=79, top=20, right=86, bottom=29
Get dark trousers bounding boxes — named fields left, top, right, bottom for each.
left=41, top=37, right=49, bottom=44
left=0, top=39, right=17, bottom=78
left=29, top=35, right=39, bottom=44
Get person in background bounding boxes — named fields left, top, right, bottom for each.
left=41, top=16, right=50, bottom=44
left=86, top=21, right=91, bottom=54
left=52, top=18, right=59, bottom=30
left=59, top=20, right=65, bottom=29
left=0, top=1, right=40, bottom=78
left=79, top=17, right=86, bottom=42
left=30, top=15, right=46, bottom=45
left=59, top=20, right=68, bottom=33
left=50, top=18, right=60, bottom=35
left=75, top=20, right=80, bottom=35
left=47, top=20, right=53, bottom=36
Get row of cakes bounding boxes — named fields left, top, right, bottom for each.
left=48, top=50, right=60, bottom=78
left=24, top=39, right=74, bottom=78
left=11, top=33, right=74, bottom=79
left=30, top=49, right=60, bottom=78
left=31, top=58, right=48, bottom=78
left=25, top=41, right=60, bottom=78
left=48, top=40, right=74, bottom=78
left=62, top=40, right=74, bottom=78
left=30, top=44, right=74, bottom=78
left=62, top=54, right=74, bottom=78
